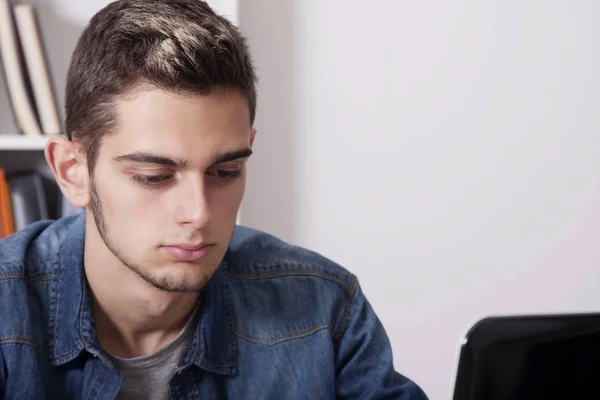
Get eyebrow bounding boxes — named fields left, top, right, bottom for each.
left=112, top=148, right=253, bottom=167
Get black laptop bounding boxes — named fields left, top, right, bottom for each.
left=452, top=312, right=600, bottom=400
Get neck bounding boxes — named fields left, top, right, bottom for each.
left=84, top=228, right=199, bottom=358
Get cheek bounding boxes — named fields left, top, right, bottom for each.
left=211, top=181, right=245, bottom=215
left=103, top=177, right=161, bottom=220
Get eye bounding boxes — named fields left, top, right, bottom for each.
left=206, top=169, right=242, bottom=180
left=206, top=163, right=243, bottom=182
left=130, top=174, right=173, bottom=187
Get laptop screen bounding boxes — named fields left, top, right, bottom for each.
left=453, top=314, right=600, bottom=400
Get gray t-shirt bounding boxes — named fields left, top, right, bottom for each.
left=106, top=306, right=200, bottom=400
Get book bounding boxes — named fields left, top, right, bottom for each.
left=0, top=168, right=15, bottom=238
left=8, top=170, right=49, bottom=231
left=0, top=0, right=42, bottom=136
left=13, top=4, right=61, bottom=135
left=0, top=56, right=19, bottom=135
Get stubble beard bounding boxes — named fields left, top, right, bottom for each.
left=89, top=178, right=211, bottom=293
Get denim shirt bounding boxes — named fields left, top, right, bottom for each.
left=0, top=213, right=428, bottom=399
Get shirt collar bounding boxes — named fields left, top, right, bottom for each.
left=184, top=263, right=238, bottom=375
left=48, top=212, right=238, bottom=375
left=48, top=212, right=86, bottom=365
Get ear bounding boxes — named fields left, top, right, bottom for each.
left=249, top=128, right=257, bottom=148
left=44, top=136, right=91, bottom=208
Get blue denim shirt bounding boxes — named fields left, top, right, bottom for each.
left=0, top=213, right=428, bottom=399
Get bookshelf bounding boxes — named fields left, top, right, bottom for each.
left=0, top=134, right=59, bottom=223
left=0, top=133, right=49, bottom=150
left=0, top=0, right=65, bottom=233
left=0, top=134, right=51, bottom=174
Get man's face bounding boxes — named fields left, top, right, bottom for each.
left=87, top=87, right=254, bottom=292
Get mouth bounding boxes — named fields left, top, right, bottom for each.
left=161, top=243, right=214, bottom=262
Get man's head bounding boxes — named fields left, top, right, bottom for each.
left=46, top=0, right=257, bottom=293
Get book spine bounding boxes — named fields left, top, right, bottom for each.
left=0, top=0, right=42, bottom=136
left=13, top=5, right=61, bottom=135
left=0, top=168, right=15, bottom=237
left=0, top=54, right=20, bottom=134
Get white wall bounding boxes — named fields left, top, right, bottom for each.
left=240, top=1, right=600, bottom=398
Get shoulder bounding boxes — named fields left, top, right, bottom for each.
left=0, top=215, right=80, bottom=342
left=0, top=215, right=79, bottom=277
left=225, top=226, right=358, bottom=344
left=226, top=225, right=357, bottom=295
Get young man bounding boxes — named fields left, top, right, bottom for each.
left=0, top=1, right=428, bottom=398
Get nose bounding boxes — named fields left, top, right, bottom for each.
left=173, top=173, right=211, bottom=228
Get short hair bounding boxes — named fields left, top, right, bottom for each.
left=65, top=0, right=257, bottom=173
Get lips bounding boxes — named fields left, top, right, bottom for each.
left=162, top=243, right=214, bottom=261
left=171, top=243, right=207, bottom=251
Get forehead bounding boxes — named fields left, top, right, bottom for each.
left=99, top=87, right=252, bottom=164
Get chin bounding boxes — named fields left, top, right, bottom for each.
left=148, top=269, right=212, bottom=293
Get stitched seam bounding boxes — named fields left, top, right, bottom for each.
left=237, top=323, right=331, bottom=345
left=229, top=269, right=356, bottom=296
left=333, top=278, right=359, bottom=342
left=186, top=319, right=200, bottom=367
left=53, top=347, right=80, bottom=364
left=181, top=369, right=199, bottom=400
left=0, top=271, right=54, bottom=284
left=0, top=271, right=22, bottom=281
left=198, top=357, right=233, bottom=372
left=179, top=368, right=201, bottom=400
left=177, top=316, right=204, bottom=377
left=80, top=288, right=87, bottom=349
left=0, top=337, right=49, bottom=354
left=25, top=272, right=54, bottom=285
left=333, top=296, right=352, bottom=342
left=223, top=262, right=236, bottom=368
left=51, top=253, right=62, bottom=360
left=86, top=361, right=103, bottom=400
left=0, top=336, right=35, bottom=347
left=191, top=265, right=236, bottom=374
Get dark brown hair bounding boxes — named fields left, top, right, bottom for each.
left=65, top=0, right=257, bottom=173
